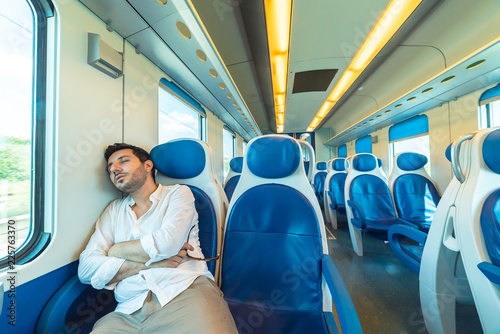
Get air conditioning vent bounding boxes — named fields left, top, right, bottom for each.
left=292, top=69, right=338, bottom=93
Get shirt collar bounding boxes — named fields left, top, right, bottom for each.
left=126, top=184, right=162, bottom=206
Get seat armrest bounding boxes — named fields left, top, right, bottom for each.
left=347, top=200, right=366, bottom=229
left=388, top=225, right=427, bottom=274
left=322, top=255, right=363, bottom=334
left=37, top=275, right=88, bottom=333
left=478, top=261, right=500, bottom=285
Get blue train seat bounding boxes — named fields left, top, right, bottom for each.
left=224, top=156, right=243, bottom=202
left=313, top=161, right=328, bottom=205
left=220, top=135, right=362, bottom=334
left=37, top=139, right=228, bottom=333
left=455, top=127, right=500, bottom=333
left=324, top=158, right=348, bottom=229
left=389, top=152, right=441, bottom=232
left=377, top=157, right=388, bottom=181
left=298, top=139, right=316, bottom=184
left=417, top=137, right=474, bottom=334
left=345, top=153, right=417, bottom=256
left=388, top=152, right=441, bottom=274
left=151, top=138, right=226, bottom=279
left=326, top=158, right=334, bottom=172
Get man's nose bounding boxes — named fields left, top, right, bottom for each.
left=109, top=162, right=122, bottom=174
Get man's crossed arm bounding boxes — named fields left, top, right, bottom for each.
left=107, top=240, right=194, bottom=284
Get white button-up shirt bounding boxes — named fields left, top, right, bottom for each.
left=78, top=184, right=214, bottom=314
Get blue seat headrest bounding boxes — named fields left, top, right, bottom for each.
left=151, top=140, right=206, bottom=178
left=229, top=157, right=243, bottom=173
left=445, top=144, right=452, bottom=162
left=377, top=158, right=383, bottom=168
left=397, top=153, right=428, bottom=171
left=483, top=129, right=500, bottom=174
left=247, top=136, right=300, bottom=178
left=317, top=162, right=327, bottom=171
left=333, top=158, right=346, bottom=171
left=352, top=154, right=377, bottom=172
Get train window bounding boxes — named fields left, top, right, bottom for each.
left=0, top=0, right=52, bottom=266
left=242, top=141, right=247, bottom=154
left=478, top=83, right=500, bottom=129
left=223, top=126, right=236, bottom=180
left=159, top=79, right=206, bottom=143
left=388, top=115, right=431, bottom=175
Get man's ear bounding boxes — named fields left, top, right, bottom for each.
left=144, top=160, right=154, bottom=173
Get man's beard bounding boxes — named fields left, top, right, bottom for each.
left=115, top=167, right=148, bottom=194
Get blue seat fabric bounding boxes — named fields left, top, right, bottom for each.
left=393, top=175, right=440, bottom=232
left=150, top=141, right=206, bottom=178
left=329, top=173, right=347, bottom=211
left=188, top=185, right=217, bottom=275
left=221, top=184, right=327, bottom=334
left=480, top=189, right=500, bottom=267
left=314, top=171, right=328, bottom=202
left=401, top=244, right=424, bottom=262
left=224, top=175, right=240, bottom=202
left=229, top=157, right=243, bottom=173
left=350, top=175, right=410, bottom=238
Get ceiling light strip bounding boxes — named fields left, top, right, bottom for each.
left=265, top=0, right=293, bottom=133
left=327, top=35, right=500, bottom=145
left=307, top=0, right=423, bottom=132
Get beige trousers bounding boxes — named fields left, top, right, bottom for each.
left=91, top=276, right=237, bottom=334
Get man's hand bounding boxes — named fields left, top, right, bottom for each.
left=108, top=243, right=195, bottom=284
left=151, top=243, right=194, bottom=268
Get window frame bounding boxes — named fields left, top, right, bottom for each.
left=478, top=96, right=500, bottom=129
left=0, top=0, right=54, bottom=269
left=158, top=79, right=206, bottom=143
left=388, top=133, right=431, bottom=176
left=222, top=126, right=236, bottom=180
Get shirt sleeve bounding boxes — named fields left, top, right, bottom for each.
left=140, top=185, right=197, bottom=265
left=78, top=201, right=126, bottom=290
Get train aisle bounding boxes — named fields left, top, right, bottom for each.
left=327, top=217, right=483, bottom=334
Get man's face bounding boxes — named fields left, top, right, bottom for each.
left=107, top=149, right=149, bottom=194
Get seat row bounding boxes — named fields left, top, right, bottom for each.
left=39, top=135, right=363, bottom=334
left=390, top=127, right=500, bottom=333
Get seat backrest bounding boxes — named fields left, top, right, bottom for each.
left=454, top=127, right=500, bottom=333
left=221, top=135, right=331, bottom=325
left=151, top=139, right=226, bottom=278
left=345, top=153, right=395, bottom=222
left=326, top=158, right=334, bottom=172
left=325, top=158, right=348, bottom=210
left=389, top=152, right=441, bottom=231
left=224, top=156, right=243, bottom=202
left=418, top=138, right=476, bottom=334
left=313, top=161, right=328, bottom=196
left=377, top=157, right=388, bottom=181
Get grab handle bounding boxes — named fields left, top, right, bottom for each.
left=298, top=140, right=315, bottom=183
left=451, top=133, right=474, bottom=183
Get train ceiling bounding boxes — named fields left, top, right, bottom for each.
left=79, top=0, right=500, bottom=144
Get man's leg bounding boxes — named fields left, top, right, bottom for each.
left=90, top=311, right=141, bottom=334
left=143, top=275, right=238, bottom=334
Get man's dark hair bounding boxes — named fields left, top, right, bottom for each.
left=104, top=143, right=156, bottom=182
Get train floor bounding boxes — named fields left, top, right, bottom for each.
left=327, top=216, right=483, bottom=334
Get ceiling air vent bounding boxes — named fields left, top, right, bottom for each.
left=292, top=69, right=338, bottom=93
